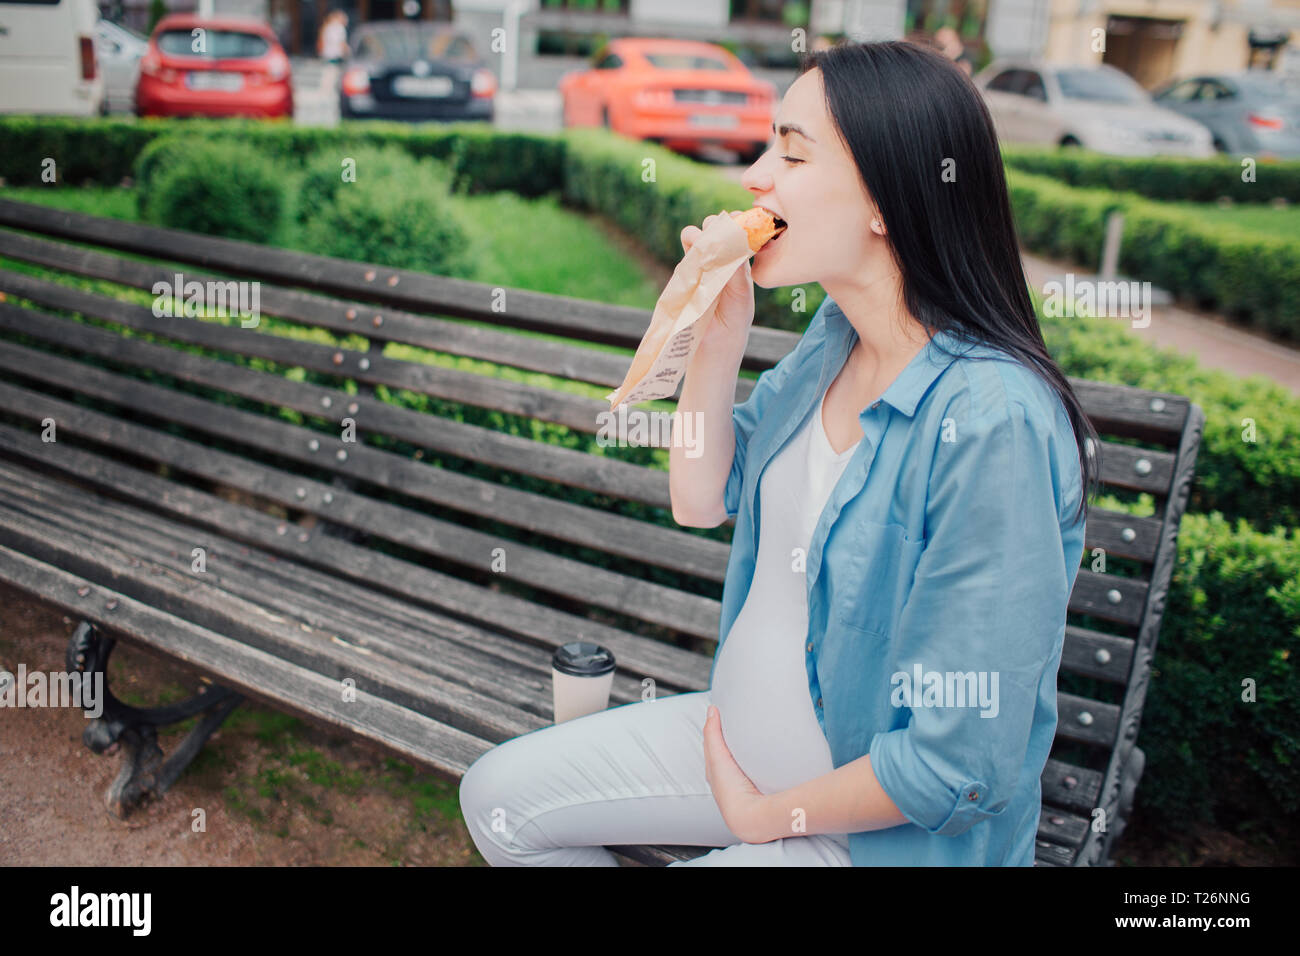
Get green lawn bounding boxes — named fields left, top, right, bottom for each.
left=1163, top=199, right=1300, bottom=241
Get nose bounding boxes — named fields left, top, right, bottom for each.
left=740, top=152, right=771, bottom=194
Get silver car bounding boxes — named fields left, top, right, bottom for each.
left=975, top=59, right=1214, bottom=158
left=93, top=18, right=146, bottom=114
left=1153, top=71, right=1300, bottom=159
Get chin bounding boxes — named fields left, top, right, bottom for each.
left=752, top=262, right=809, bottom=290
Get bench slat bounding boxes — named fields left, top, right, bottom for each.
left=0, top=308, right=733, bottom=582
left=0, top=421, right=714, bottom=691
left=0, top=494, right=553, bottom=745
left=1060, top=624, right=1135, bottom=683
left=0, top=372, right=725, bottom=641
left=1067, top=569, right=1148, bottom=628
left=0, top=299, right=674, bottom=510
left=0, top=543, right=496, bottom=780
left=0, top=459, right=624, bottom=721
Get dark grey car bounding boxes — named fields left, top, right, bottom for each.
left=338, top=20, right=494, bottom=123
left=1153, top=71, right=1300, bottom=158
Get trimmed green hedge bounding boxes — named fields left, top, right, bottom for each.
left=0, top=115, right=563, bottom=199
left=1008, top=169, right=1300, bottom=343
left=1002, top=144, right=1300, bottom=204
left=1139, top=510, right=1300, bottom=834
left=297, top=151, right=474, bottom=278
left=1037, top=300, right=1300, bottom=536
left=147, top=144, right=287, bottom=245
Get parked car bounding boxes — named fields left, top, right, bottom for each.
left=135, top=14, right=292, bottom=119
left=559, top=37, right=777, bottom=163
left=0, top=0, right=104, bottom=116
left=94, top=17, right=147, bottom=114
left=1153, top=71, right=1300, bottom=159
left=974, top=60, right=1214, bottom=157
left=338, top=20, right=494, bottom=122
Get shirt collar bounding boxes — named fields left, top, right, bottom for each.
left=823, top=297, right=965, bottom=419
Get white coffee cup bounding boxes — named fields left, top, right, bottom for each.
left=551, top=642, right=616, bottom=723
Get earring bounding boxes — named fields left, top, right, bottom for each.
left=871, top=219, right=882, bottom=232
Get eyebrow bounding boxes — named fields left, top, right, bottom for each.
left=772, top=122, right=816, bottom=144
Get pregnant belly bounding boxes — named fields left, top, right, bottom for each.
left=709, top=604, right=837, bottom=796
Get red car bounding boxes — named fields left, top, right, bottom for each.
left=136, top=14, right=292, bottom=119
left=560, top=38, right=775, bottom=162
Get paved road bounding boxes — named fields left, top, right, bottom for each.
left=1018, top=253, right=1300, bottom=397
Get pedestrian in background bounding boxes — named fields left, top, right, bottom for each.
left=934, top=26, right=973, bottom=76
left=318, top=10, right=349, bottom=91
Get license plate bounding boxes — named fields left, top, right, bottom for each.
left=186, top=71, right=243, bottom=92
left=688, top=112, right=738, bottom=128
left=392, top=75, right=453, bottom=98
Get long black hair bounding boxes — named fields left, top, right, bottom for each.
left=799, top=40, right=1099, bottom=526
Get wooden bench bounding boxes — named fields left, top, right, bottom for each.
left=0, top=197, right=1203, bottom=866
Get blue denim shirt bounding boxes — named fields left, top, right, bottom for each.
left=712, top=296, right=1087, bottom=866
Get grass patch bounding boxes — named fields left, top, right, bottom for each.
left=1161, top=199, right=1300, bottom=242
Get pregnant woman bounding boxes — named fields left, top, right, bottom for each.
left=458, top=39, right=1098, bottom=866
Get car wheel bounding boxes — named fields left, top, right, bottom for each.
left=739, top=142, right=765, bottom=165
left=1212, top=137, right=1229, bottom=154
left=1059, top=136, right=1082, bottom=149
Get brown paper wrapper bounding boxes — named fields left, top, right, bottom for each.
left=605, top=213, right=752, bottom=409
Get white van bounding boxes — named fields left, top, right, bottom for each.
left=0, top=0, right=105, bottom=115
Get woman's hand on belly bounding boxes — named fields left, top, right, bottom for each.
left=703, top=704, right=781, bottom=844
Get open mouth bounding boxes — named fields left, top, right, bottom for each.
left=766, top=216, right=788, bottom=247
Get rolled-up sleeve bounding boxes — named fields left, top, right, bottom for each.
left=868, top=399, right=1071, bottom=837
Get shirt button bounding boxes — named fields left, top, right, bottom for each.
left=968, top=791, right=979, bottom=801
left=871, top=400, right=880, bottom=409
left=806, top=641, right=814, bottom=653
left=816, top=697, right=822, bottom=707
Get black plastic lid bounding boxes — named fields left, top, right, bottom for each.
left=552, top=641, right=616, bottom=677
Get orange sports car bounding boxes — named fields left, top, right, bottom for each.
left=559, top=38, right=777, bottom=163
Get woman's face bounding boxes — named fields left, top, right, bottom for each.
left=741, top=67, right=881, bottom=290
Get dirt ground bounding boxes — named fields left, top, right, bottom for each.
left=0, top=583, right=1284, bottom=867
left=0, top=583, right=483, bottom=866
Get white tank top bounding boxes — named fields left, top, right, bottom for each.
left=710, top=381, right=860, bottom=821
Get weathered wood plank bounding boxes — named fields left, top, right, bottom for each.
left=0, top=375, right=725, bottom=641
left=0, top=299, right=675, bottom=510
left=1067, top=569, right=1149, bottom=628
left=0, top=420, right=714, bottom=691
left=0, top=322, right=730, bottom=582
left=1060, top=625, right=1135, bottom=684
left=0, top=461, right=622, bottom=720
left=0, top=543, right=497, bottom=780
left=0, top=494, right=553, bottom=744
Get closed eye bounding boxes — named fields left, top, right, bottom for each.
left=782, top=156, right=804, bottom=165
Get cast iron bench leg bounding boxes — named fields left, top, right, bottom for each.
left=66, top=620, right=245, bottom=818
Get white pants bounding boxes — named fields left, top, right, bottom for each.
left=458, top=688, right=852, bottom=866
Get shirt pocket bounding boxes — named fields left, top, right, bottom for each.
left=832, top=520, right=926, bottom=638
